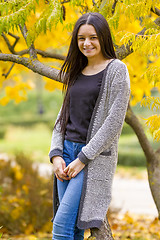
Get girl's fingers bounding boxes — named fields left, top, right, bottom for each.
left=64, top=166, right=69, bottom=173
left=55, top=173, right=63, bottom=182
left=72, top=172, right=77, bottom=178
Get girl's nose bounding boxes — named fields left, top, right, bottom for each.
left=84, top=38, right=91, bottom=46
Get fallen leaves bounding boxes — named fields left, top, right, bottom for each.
left=110, top=212, right=160, bottom=240
left=1, top=214, right=160, bottom=240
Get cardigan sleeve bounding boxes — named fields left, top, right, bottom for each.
left=48, top=107, right=64, bottom=163
left=78, top=63, right=130, bottom=165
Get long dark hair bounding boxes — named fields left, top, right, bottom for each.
left=55, top=12, right=117, bottom=133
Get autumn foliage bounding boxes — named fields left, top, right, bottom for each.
left=0, top=154, right=53, bottom=235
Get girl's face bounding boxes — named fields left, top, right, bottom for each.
left=77, top=24, right=103, bottom=60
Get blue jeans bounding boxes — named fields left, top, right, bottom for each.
left=52, top=140, right=85, bottom=240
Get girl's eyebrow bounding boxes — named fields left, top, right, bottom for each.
left=78, top=34, right=97, bottom=36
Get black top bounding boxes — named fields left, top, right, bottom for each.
left=65, top=69, right=104, bottom=143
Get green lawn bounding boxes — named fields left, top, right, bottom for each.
left=0, top=124, right=51, bottom=162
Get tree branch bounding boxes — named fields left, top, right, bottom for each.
left=61, top=0, right=70, bottom=3
left=112, top=0, right=118, bottom=15
left=116, top=16, right=160, bottom=60
left=1, top=33, right=19, bottom=54
left=0, top=53, right=60, bottom=81
left=8, top=32, right=20, bottom=49
left=15, top=49, right=66, bottom=60
left=19, top=24, right=37, bottom=60
left=151, top=6, right=160, bottom=16
left=2, top=63, right=15, bottom=78
left=92, top=0, right=99, bottom=8
left=125, top=104, right=155, bottom=163
left=36, top=49, right=66, bottom=60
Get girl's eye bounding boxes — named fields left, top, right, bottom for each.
left=91, top=36, right=97, bottom=39
left=78, top=37, right=85, bottom=40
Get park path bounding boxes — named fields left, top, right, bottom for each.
left=36, top=163, right=158, bottom=218
left=110, top=176, right=157, bottom=217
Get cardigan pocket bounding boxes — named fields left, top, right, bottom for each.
left=100, top=150, right=111, bottom=156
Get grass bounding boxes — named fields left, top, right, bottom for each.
left=0, top=89, right=63, bottom=126
left=0, top=124, right=51, bottom=162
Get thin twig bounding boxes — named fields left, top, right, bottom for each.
left=61, top=0, right=70, bottom=3
left=112, top=0, right=118, bottom=15
left=2, top=63, right=15, bottom=78
left=151, top=7, right=160, bottom=16
left=1, top=33, right=20, bottom=54
left=8, top=32, right=20, bottom=48
left=92, top=0, right=99, bottom=8
left=19, top=23, right=37, bottom=60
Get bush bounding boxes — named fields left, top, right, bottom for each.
left=0, top=128, right=6, bottom=139
left=118, top=152, right=146, bottom=167
left=121, top=123, right=134, bottom=135
left=0, top=153, right=53, bottom=235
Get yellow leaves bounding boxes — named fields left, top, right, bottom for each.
left=0, top=96, right=10, bottom=106
left=0, top=0, right=37, bottom=35
left=111, top=212, right=160, bottom=240
left=27, top=235, right=38, bottom=240
left=0, top=85, right=27, bottom=105
left=44, top=77, right=63, bottom=91
left=22, top=185, right=29, bottom=194
left=154, top=129, right=160, bottom=142
left=26, top=0, right=62, bottom=46
left=10, top=206, right=23, bottom=220
left=121, top=0, right=154, bottom=21
left=41, top=221, right=53, bottom=233
left=123, top=212, right=134, bottom=224
left=141, top=97, right=160, bottom=111
left=0, top=79, right=34, bottom=105
left=141, top=96, right=160, bottom=140
left=144, top=115, right=160, bottom=141
left=0, top=155, right=53, bottom=235
left=12, top=164, right=23, bottom=180
left=25, top=224, right=35, bottom=235
left=123, top=52, right=152, bottom=106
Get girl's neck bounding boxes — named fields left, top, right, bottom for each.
left=87, top=56, right=107, bottom=67
left=82, top=58, right=114, bottom=75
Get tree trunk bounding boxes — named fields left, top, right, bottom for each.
left=125, top=104, right=160, bottom=219
left=90, top=216, right=114, bottom=240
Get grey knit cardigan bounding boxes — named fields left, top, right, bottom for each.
left=49, top=59, right=130, bottom=230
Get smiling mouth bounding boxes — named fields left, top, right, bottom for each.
left=83, top=48, right=95, bottom=51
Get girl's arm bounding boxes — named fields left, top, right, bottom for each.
left=49, top=108, right=64, bottom=163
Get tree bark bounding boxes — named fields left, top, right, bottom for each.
left=90, top=216, right=114, bottom=240
left=125, top=104, right=160, bottom=219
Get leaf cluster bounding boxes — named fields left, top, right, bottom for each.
left=111, top=212, right=160, bottom=239
left=0, top=0, right=37, bottom=35
left=26, top=0, right=63, bottom=46
left=141, top=97, right=160, bottom=141
left=0, top=153, right=53, bottom=235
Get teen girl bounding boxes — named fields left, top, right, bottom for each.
left=49, top=12, right=130, bottom=240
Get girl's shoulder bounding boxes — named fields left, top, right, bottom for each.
left=107, top=59, right=128, bottom=75
left=109, top=58, right=127, bottom=68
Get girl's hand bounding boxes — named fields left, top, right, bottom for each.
left=52, top=156, right=70, bottom=182
left=64, top=158, right=85, bottom=178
